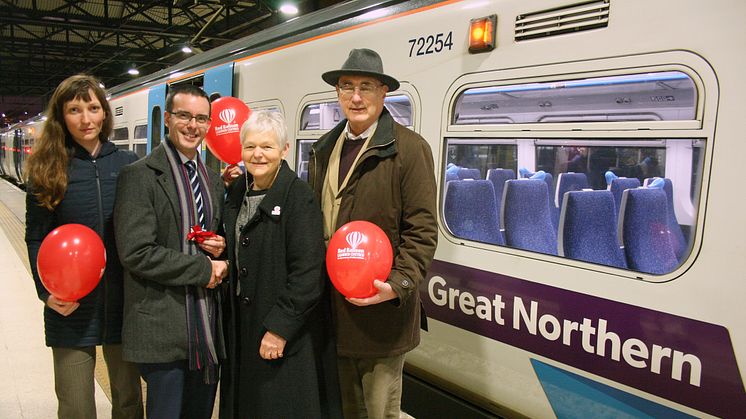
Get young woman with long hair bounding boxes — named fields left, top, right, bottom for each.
left=24, top=74, right=143, bottom=419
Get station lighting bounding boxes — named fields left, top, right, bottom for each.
left=182, top=45, right=193, bottom=54
left=128, top=68, right=140, bottom=76
left=279, top=3, right=298, bottom=15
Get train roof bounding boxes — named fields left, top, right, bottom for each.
left=107, top=0, right=428, bottom=96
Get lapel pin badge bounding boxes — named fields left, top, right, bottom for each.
left=271, top=206, right=281, bottom=216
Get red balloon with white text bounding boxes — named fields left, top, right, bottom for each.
left=37, top=224, right=106, bottom=302
left=326, top=221, right=393, bottom=298
left=205, top=96, right=250, bottom=165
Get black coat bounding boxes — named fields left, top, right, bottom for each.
left=25, top=140, right=138, bottom=347
left=220, top=161, right=342, bottom=419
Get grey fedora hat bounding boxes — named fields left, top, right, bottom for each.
left=322, top=48, right=400, bottom=91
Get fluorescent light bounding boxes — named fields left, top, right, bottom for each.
left=279, top=4, right=298, bottom=15
left=128, top=68, right=140, bottom=76
left=182, top=45, right=193, bottom=54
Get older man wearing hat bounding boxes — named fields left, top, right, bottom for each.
left=308, top=48, right=438, bottom=418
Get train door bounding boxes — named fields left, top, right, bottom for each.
left=203, top=63, right=234, bottom=173
left=147, top=84, right=166, bottom=154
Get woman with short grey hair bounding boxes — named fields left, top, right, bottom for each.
left=220, top=109, right=342, bottom=418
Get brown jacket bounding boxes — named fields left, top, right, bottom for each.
left=308, top=108, right=438, bottom=357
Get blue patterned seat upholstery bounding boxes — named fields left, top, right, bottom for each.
left=558, top=190, right=627, bottom=268
left=555, top=172, right=589, bottom=210
left=457, top=167, right=481, bottom=180
left=610, top=177, right=641, bottom=219
left=618, top=187, right=679, bottom=274
left=443, top=180, right=504, bottom=245
left=501, top=179, right=556, bottom=255
left=487, top=168, right=516, bottom=221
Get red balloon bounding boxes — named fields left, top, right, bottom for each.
left=205, top=96, right=251, bottom=164
left=326, top=221, right=393, bottom=299
left=37, top=224, right=106, bottom=302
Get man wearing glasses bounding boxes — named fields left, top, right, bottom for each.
left=114, top=84, right=228, bottom=418
left=309, top=48, right=438, bottom=418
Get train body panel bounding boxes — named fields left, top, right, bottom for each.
left=11, top=0, right=746, bottom=417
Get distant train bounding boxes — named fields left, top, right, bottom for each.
left=3, top=0, right=745, bottom=417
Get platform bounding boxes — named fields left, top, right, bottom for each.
left=0, top=178, right=114, bottom=418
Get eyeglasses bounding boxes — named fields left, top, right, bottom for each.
left=337, top=82, right=384, bottom=98
left=168, top=110, right=211, bottom=125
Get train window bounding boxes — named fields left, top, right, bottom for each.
left=441, top=136, right=702, bottom=276
left=300, top=94, right=412, bottom=131
left=112, top=127, right=129, bottom=141
left=453, top=71, right=696, bottom=125
left=133, top=144, right=147, bottom=158
left=115, top=144, right=129, bottom=151
left=134, top=124, right=147, bottom=139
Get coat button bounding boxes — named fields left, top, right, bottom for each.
left=241, top=296, right=251, bottom=305
left=241, top=237, right=250, bottom=247
left=240, top=267, right=248, bottom=277
left=402, top=279, right=410, bottom=287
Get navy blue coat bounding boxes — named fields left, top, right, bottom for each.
left=25, top=140, right=138, bottom=347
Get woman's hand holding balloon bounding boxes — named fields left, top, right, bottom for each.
left=46, top=295, right=80, bottom=317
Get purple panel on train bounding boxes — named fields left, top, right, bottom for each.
left=421, top=259, right=745, bottom=418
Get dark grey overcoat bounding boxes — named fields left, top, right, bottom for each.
left=113, top=141, right=224, bottom=363
left=219, top=161, right=342, bottom=419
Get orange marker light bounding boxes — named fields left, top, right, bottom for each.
left=469, top=14, right=497, bottom=53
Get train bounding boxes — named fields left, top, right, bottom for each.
left=2, top=0, right=745, bottom=417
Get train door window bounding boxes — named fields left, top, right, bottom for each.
left=444, top=70, right=705, bottom=277
left=151, top=107, right=162, bottom=149
left=452, top=71, right=696, bottom=125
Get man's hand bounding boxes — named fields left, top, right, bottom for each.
left=46, top=295, right=80, bottom=316
left=259, top=331, right=287, bottom=360
left=346, top=280, right=397, bottom=306
left=207, top=259, right=228, bottom=289
left=198, top=235, right=225, bottom=258
left=222, top=164, right=242, bottom=187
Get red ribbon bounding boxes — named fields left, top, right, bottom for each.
left=187, top=225, right=217, bottom=243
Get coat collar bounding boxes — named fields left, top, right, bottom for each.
left=230, top=160, right=297, bottom=223
left=68, top=138, right=117, bottom=161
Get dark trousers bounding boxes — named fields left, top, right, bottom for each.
left=137, top=360, right=217, bottom=419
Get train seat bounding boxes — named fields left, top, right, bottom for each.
left=558, top=190, right=627, bottom=268
left=618, top=186, right=679, bottom=274
left=644, top=177, right=687, bottom=261
left=457, top=167, right=481, bottom=180
left=443, top=179, right=504, bottom=245
left=445, top=163, right=460, bottom=182
left=608, top=175, right=641, bottom=218
left=501, top=178, right=557, bottom=255
left=487, top=168, right=516, bottom=220
left=555, top=172, right=590, bottom=210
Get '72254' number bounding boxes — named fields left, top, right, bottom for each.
left=408, top=32, right=453, bottom=57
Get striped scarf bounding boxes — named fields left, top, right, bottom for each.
left=164, top=140, right=224, bottom=384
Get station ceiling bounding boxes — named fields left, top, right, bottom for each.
left=0, top=0, right=342, bottom=124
